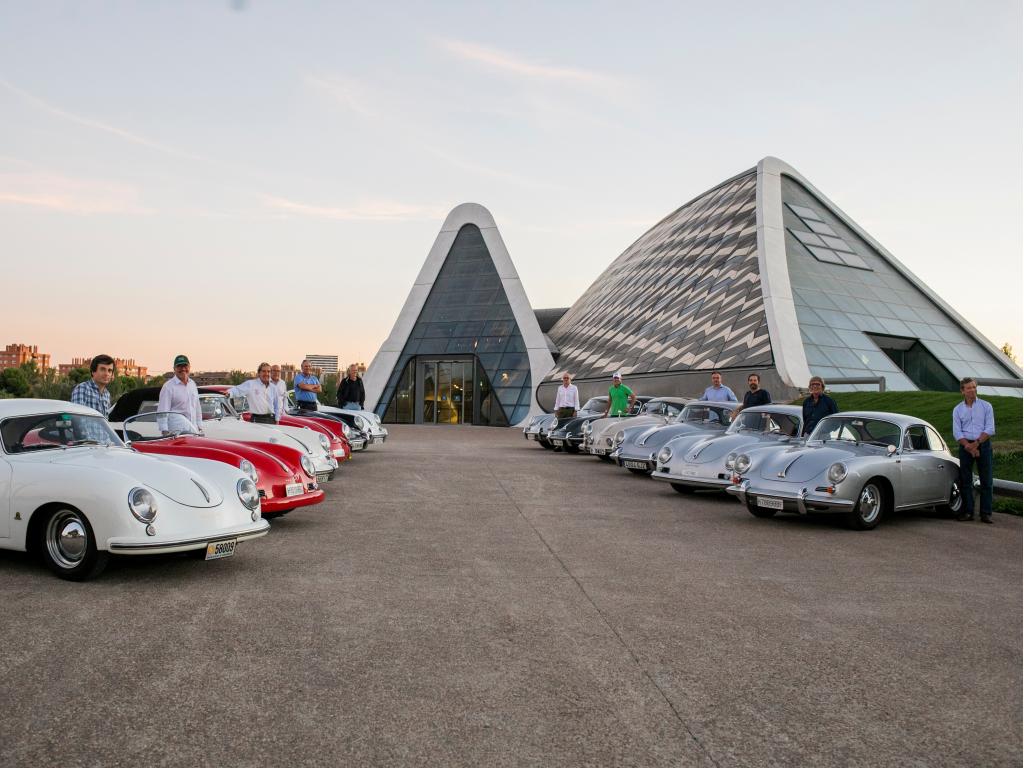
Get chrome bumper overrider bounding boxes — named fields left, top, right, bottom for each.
left=725, top=480, right=856, bottom=514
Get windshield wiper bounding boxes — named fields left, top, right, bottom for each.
left=67, top=439, right=101, bottom=446
left=15, top=443, right=60, bottom=452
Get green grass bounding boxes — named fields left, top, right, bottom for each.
left=792, top=391, right=1023, bottom=513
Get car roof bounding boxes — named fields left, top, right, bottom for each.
left=685, top=400, right=735, bottom=408
left=739, top=404, right=803, bottom=416
left=0, top=398, right=105, bottom=419
left=647, top=397, right=690, bottom=406
left=825, top=411, right=931, bottom=429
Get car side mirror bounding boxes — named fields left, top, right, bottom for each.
left=887, top=444, right=897, bottom=456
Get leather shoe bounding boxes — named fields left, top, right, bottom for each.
left=956, top=513, right=974, bottom=522
left=980, top=515, right=993, bottom=524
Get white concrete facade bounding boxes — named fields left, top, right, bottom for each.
left=363, top=203, right=555, bottom=425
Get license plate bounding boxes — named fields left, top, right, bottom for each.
left=205, top=539, right=236, bottom=560
left=590, top=448, right=604, bottom=455
left=624, top=460, right=648, bottom=470
left=551, top=439, right=564, bottom=447
left=316, top=471, right=332, bottom=482
left=285, top=482, right=304, bottom=497
left=528, top=433, right=537, bottom=440
left=757, top=496, right=784, bottom=510
left=681, top=468, right=699, bottom=476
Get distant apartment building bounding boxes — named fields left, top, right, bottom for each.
left=303, top=354, right=338, bottom=376
left=280, top=363, right=297, bottom=381
left=191, top=371, right=239, bottom=386
left=58, top=356, right=148, bottom=378
left=0, top=343, right=51, bottom=371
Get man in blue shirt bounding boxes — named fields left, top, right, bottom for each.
left=702, top=371, right=737, bottom=403
left=70, top=354, right=115, bottom=416
left=801, top=376, right=839, bottom=436
left=293, top=359, right=322, bottom=412
left=952, top=376, right=996, bottom=523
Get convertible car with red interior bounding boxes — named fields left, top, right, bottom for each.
left=120, top=412, right=324, bottom=518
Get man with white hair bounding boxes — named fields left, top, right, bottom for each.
left=602, top=372, right=635, bottom=418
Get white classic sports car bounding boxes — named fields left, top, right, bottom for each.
left=0, top=400, right=270, bottom=580
left=287, top=391, right=388, bottom=447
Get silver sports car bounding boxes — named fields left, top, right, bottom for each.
left=725, top=411, right=963, bottom=530
left=651, top=405, right=804, bottom=493
left=612, top=401, right=736, bottom=474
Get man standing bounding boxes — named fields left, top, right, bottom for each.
left=733, top=373, right=771, bottom=416
left=70, top=354, right=115, bottom=416
left=336, top=364, right=365, bottom=411
left=801, top=376, right=838, bottom=436
left=270, top=365, right=288, bottom=422
left=702, top=371, right=737, bottom=403
left=553, top=373, right=580, bottom=419
left=293, top=360, right=322, bottom=412
left=229, top=363, right=279, bottom=424
left=158, top=355, right=203, bottom=432
left=953, top=377, right=995, bottom=524
left=602, top=372, right=635, bottom=418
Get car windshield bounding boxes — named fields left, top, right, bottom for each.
left=200, top=395, right=238, bottom=420
left=2, top=412, right=123, bottom=453
left=726, top=410, right=800, bottom=437
left=641, top=400, right=684, bottom=418
left=124, top=412, right=199, bottom=441
left=809, top=416, right=901, bottom=448
left=677, top=404, right=733, bottom=426
left=580, top=398, right=605, bottom=412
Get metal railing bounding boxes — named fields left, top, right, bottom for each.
left=974, top=377, right=1024, bottom=388
left=824, top=376, right=887, bottom=392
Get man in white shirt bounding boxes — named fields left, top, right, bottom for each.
left=158, top=354, right=203, bottom=433
left=553, top=373, right=580, bottom=419
left=229, top=363, right=280, bottom=424
left=270, top=365, right=288, bottom=422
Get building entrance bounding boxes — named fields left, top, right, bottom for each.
left=419, top=360, right=474, bottom=424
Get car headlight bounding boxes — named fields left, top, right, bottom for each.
left=128, top=487, right=158, bottom=523
left=827, top=462, right=848, bottom=483
left=237, top=478, right=260, bottom=510
left=342, top=423, right=352, bottom=438
left=551, top=419, right=558, bottom=430
left=239, top=459, right=259, bottom=483
left=318, top=433, right=331, bottom=451
left=657, top=447, right=672, bottom=464
left=583, top=421, right=592, bottom=434
left=300, top=455, right=315, bottom=477
left=725, top=452, right=737, bottom=470
left=354, top=415, right=367, bottom=430
left=614, top=430, right=625, bottom=446
left=373, top=414, right=381, bottom=425
left=734, top=454, right=751, bottom=474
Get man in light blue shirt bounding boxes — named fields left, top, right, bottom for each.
left=702, top=371, right=737, bottom=403
left=293, top=359, right=322, bottom=412
left=952, top=377, right=996, bottom=523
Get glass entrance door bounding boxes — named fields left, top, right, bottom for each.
left=420, top=360, right=471, bottom=424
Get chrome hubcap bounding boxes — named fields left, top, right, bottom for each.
left=949, top=483, right=962, bottom=512
left=46, top=511, right=88, bottom=569
left=858, top=484, right=881, bottom=523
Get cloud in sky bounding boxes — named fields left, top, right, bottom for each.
left=438, top=38, right=624, bottom=92
left=0, top=77, right=206, bottom=163
left=264, top=194, right=446, bottom=222
left=0, top=172, right=147, bottom=214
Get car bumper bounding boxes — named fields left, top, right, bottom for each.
left=588, top=445, right=614, bottom=456
left=107, top=519, right=271, bottom=555
left=726, top=480, right=856, bottom=514
left=260, top=487, right=325, bottom=513
left=618, top=456, right=655, bottom=471
left=651, top=471, right=731, bottom=490
left=316, top=469, right=336, bottom=483
left=348, top=438, right=367, bottom=451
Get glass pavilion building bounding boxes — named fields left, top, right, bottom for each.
left=364, top=158, right=1020, bottom=426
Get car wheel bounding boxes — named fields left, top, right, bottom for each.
left=847, top=481, right=886, bottom=530
left=39, top=508, right=109, bottom=580
left=937, top=481, right=963, bottom=516
left=627, top=467, right=649, bottom=475
left=746, top=499, right=777, bottom=518
left=671, top=483, right=695, bottom=495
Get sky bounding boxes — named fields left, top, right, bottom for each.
left=1, top=0, right=1021, bottom=374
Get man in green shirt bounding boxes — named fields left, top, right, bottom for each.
left=603, top=372, right=636, bottom=417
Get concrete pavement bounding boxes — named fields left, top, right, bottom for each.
left=1, top=425, right=1020, bottom=766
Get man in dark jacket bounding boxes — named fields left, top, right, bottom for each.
left=801, top=375, right=839, bottom=436
left=337, top=365, right=365, bottom=410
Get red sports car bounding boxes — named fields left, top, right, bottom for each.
left=121, top=412, right=324, bottom=518
left=199, top=386, right=353, bottom=463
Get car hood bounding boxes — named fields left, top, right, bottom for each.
left=42, top=448, right=224, bottom=507
left=600, top=414, right=667, bottom=438
left=757, top=442, right=887, bottom=482
left=638, top=422, right=724, bottom=448
left=202, top=419, right=318, bottom=455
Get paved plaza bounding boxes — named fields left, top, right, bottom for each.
left=1, top=426, right=1021, bottom=767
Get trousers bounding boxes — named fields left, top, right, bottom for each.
left=959, top=441, right=993, bottom=517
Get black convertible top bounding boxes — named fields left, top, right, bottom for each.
left=107, top=386, right=164, bottom=422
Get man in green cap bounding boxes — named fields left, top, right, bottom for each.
left=157, top=354, right=203, bottom=433
left=602, top=372, right=636, bottom=418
